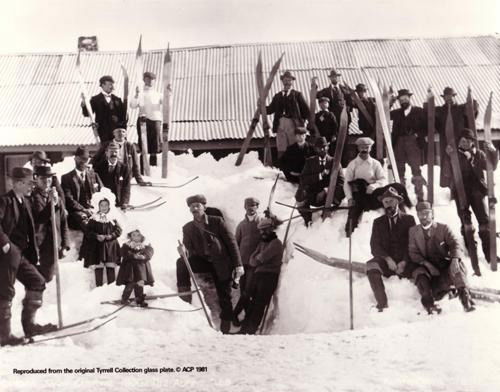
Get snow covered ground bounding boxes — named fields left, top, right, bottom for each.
left=1, top=151, right=500, bottom=392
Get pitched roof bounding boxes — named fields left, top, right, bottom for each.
left=0, top=35, right=498, bottom=147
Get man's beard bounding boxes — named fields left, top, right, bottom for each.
left=400, top=102, right=410, bottom=109
left=385, top=206, right=397, bottom=216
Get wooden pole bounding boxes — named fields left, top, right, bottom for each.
left=348, top=217, right=354, bottom=330
left=162, top=45, right=172, bottom=178
left=50, top=195, right=63, bottom=328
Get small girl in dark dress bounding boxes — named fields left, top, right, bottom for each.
left=81, top=198, right=122, bottom=287
left=116, top=228, right=155, bottom=306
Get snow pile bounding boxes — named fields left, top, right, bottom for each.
left=1, top=151, right=500, bottom=391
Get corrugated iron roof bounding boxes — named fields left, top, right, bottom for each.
left=0, top=36, right=498, bottom=146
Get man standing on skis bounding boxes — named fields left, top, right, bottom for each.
left=444, top=129, right=498, bottom=264
left=265, top=71, right=310, bottom=158
left=390, top=89, right=427, bottom=201
left=0, top=168, right=57, bottom=346
left=366, top=187, right=417, bottom=312
left=177, top=194, right=244, bottom=334
left=408, top=201, right=475, bottom=313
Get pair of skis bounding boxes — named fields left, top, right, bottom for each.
left=124, top=197, right=166, bottom=211
left=131, top=176, right=199, bottom=188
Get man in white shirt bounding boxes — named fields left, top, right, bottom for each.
left=130, top=72, right=163, bottom=166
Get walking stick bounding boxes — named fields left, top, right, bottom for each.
left=49, top=195, right=63, bottom=328
left=348, top=214, right=354, bottom=330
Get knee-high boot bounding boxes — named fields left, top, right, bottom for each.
left=0, top=300, right=25, bottom=346
left=106, top=267, right=116, bottom=284
left=21, top=291, right=57, bottom=337
left=95, top=268, right=104, bottom=287
left=478, top=225, right=491, bottom=263
left=121, top=283, right=135, bottom=304
left=134, top=285, right=148, bottom=307
left=367, top=270, right=388, bottom=311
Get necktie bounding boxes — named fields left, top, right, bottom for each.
left=80, top=172, right=85, bottom=182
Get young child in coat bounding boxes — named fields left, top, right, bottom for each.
left=81, top=197, right=122, bottom=286
left=116, top=228, right=155, bottom=306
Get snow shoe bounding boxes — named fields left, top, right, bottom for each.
left=458, top=288, right=476, bottom=312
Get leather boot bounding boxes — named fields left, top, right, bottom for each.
left=106, top=267, right=116, bottom=285
left=478, top=226, right=491, bottom=263
left=0, top=300, right=25, bottom=346
left=95, top=268, right=104, bottom=287
left=220, top=319, right=231, bottom=334
left=458, top=288, right=476, bottom=312
left=411, top=175, right=426, bottom=202
left=21, top=291, right=57, bottom=338
left=415, top=275, right=437, bottom=313
left=121, top=284, right=135, bottom=304
left=367, top=270, right=388, bottom=311
left=134, top=286, right=148, bottom=307
left=178, top=285, right=192, bottom=304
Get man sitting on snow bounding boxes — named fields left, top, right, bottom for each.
left=408, top=201, right=475, bottom=313
left=295, top=136, right=345, bottom=226
left=279, top=127, right=315, bottom=184
left=366, top=187, right=417, bottom=312
left=177, top=194, right=244, bottom=334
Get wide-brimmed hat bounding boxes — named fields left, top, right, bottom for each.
left=34, top=165, right=56, bottom=178
left=280, top=71, right=296, bottom=81
left=378, top=186, right=403, bottom=202
left=10, top=167, right=34, bottom=181
left=186, top=194, right=207, bottom=206
left=355, top=137, right=374, bottom=147
left=397, top=89, right=413, bottom=98
left=314, top=137, right=329, bottom=148
left=460, top=128, right=477, bottom=141
left=31, top=151, right=50, bottom=164
left=441, top=87, right=457, bottom=97
left=328, top=69, right=341, bottom=77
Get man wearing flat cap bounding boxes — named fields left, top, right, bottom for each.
left=433, top=86, right=478, bottom=187
left=93, top=141, right=132, bottom=209
left=317, top=69, right=353, bottom=128
left=265, top=70, right=310, bottom=158
left=295, top=137, right=345, bottom=225
left=31, top=165, right=70, bottom=282
left=366, top=186, right=417, bottom=312
left=81, top=75, right=127, bottom=142
left=0, top=168, right=56, bottom=346
left=130, top=71, right=163, bottom=166
left=408, top=201, right=475, bottom=313
left=390, top=89, right=427, bottom=201
left=177, top=194, right=243, bottom=333
left=279, top=127, right=315, bottom=184
left=61, top=146, right=103, bottom=231
left=444, top=128, right=498, bottom=264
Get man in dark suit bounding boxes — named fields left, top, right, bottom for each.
left=61, top=146, right=103, bottom=231
left=81, top=75, right=127, bottom=143
left=93, top=141, right=132, bottom=209
left=317, top=69, right=353, bottom=127
left=0, top=168, right=56, bottom=346
left=177, top=194, right=243, bottom=334
left=92, top=128, right=151, bottom=186
left=266, top=70, right=310, bottom=158
left=408, top=201, right=475, bottom=314
left=314, top=97, right=338, bottom=156
left=434, top=86, right=478, bottom=187
left=366, top=187, right=417, bottom=312
left=390, top=89, right=427, bottom=201
left=31, top=166, right=69, bottom=282
left=279, top=127, right=315, bottom=184
left=295, top=137, right=345, bottom=225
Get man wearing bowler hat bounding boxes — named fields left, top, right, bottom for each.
left=177, top=194, right=244, bottom=334
left=130, top=71, right=163, bottom=166
left=366, top=186, right=417, bottom=312
left=390, top=88, right=427, bottom=201
left=265, top=70, right=310, bottom=158
left=82, top=75, right=127, bottom=143
left=0, top=168, right=56, bottom=346
left=295, top=137, right=345, bottom=225
left=444, top=128, right=498, bottom=264
left=434, top=86, right=478, bottom=187
left=408, top=201, right=475, bottom=313
left=31, top=166, right=70, bottom=282
left=317, top=68, right=353, bottom=127
left=279, top=126, right=315, bottom=184
left=61, top=146, right=103, bottom=231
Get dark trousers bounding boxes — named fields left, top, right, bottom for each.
left=137, top=118, right=162, bottom=166
left=37, top=239, right=56, bottom=283
left=242, top=272, right=280, bottom=334
left=394, top=135, right=422, bottom=180
left=296, top=185, right=345, bottom=225
left=234, top=265, right=255, bottom=317
left=0, top=244, right=45, bottom=301
left=176, top=255, right=233, bottom=321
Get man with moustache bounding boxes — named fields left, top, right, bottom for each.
left=279, top=127, right=315, bottom=184
left=177, top=194, right=244, bottom=334
left=266, top=71, right=310, bottom=158
left=317, top=69, right=353, bottom=127
left=366, top=187, right=417, bottom=312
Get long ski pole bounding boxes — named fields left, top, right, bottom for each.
left=162, top=44, right=172, bottom=178
left=177, top=241, right=215, bottom=329
left=50, top=196, right=63, bottom=328
left=348, top=217, right=353, bottom=330
left=426, top=87, right=436, bottom=205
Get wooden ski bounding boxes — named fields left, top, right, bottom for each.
left=343, top=82, right=374, bottom=129
left=120, top=63, right=129, bottom=120
left=162, top=45, right=173, bottom=178
left=466, top=87, right=480, bottom=150
left=364, top=71, right=400, bottom=183
left=235, top=52, right=285, bottom=166
left=444, top=105, right=480, bottom=275
left=483, top=92, right=497, bottom=271
left=426, top=87, right=436, bottom=204
left=255, top=52, right=273, bottom=167
left=308, top=77, right=320, bottom=138
left=323, top=105, right=348, bottom=219
left=76, top=51, right=99, bottom=143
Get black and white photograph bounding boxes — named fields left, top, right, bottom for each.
left=0, top=0, right=499, bottom=391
